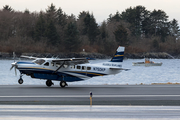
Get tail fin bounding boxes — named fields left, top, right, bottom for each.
left=110, top=46, right=125, bottom=62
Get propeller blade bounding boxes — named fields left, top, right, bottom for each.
left=15, top=67, right=17, bottom=76
left=10, top=62, right=18, bottom=76
left=10, top=65, right=14, bottom=70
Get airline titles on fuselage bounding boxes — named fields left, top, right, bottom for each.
left=103, top=63, right=122, bottom=67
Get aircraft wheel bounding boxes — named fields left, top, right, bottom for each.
left=60, top=81, right=67, bottom=88
left=18, top=78, right=23, bottom=84
left=46, top=80, right=53, bottom=87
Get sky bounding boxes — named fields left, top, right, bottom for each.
left=0, top=0, right=180, bottom=25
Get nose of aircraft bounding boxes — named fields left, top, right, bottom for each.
left=10, top=62, right=18, bottom=75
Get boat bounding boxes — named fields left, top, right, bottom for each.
left=132, top=58, right=162, bottom=66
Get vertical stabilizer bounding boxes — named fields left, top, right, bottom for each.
left=110, top=46, right=125, bottom=62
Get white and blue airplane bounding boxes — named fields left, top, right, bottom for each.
left=10, top=46, right=128, bottom=87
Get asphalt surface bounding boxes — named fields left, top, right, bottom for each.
left=1, top=105, right=180, bottom=119
left=1, top=85, right=180, bottom=105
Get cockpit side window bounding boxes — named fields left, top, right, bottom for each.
left=34, top=59, right=45, bottom=65
left=44, top=62, right=49, bottom=66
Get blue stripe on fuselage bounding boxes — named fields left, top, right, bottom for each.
left=17, top=62, right=35, bottom=64
left=18, top=67, right=107, bottom=80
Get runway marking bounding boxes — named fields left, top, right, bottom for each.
left=1, top=95, right=180, bottom=98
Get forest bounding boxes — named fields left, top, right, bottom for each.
left=0, top=4, right=180, bottom=56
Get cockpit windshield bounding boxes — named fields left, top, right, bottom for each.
left=34, top=59, right=45, bottom=65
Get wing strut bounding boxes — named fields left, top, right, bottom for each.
left=54, top=61, right=65, bottom=73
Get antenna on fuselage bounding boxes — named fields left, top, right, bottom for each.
left=55, top=55, right=59, bottom=59
left=45, top=55, right=49, bottom=58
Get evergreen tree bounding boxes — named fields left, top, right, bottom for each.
left=56, top=8, right=67, bottom=28
left=65, top=22, right=80, bottom=52
left=150, top=10, right=169, bottom=42
left=114, top=25, right=128, bottom=46
left=121, top=6, right=149, bottom=37
left=169, top=19, right=180, bottom=37
left=83, top=12, right=100, bottom=44
left=77, top=11, right=89, bottom=35
left=108, top=11, right=121, bottom=22
left=3, top=5, right=13, bottom=12
left=34, top=12, right=46, bottom=40
left=46, top=20, right=59, bottom=45
left=100, top=21, right=108, bottom=39
left=24, top=9, right=30, bottom=14
left=46, top=3, right=57, bottom=21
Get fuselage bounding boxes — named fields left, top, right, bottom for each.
left=16, top=59, right=122, bottom=82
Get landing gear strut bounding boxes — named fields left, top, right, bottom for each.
left=60, top=81, right=68, bottom=88
left=46, top=80, right=54, bottom=87
left=18, top=74, right=23, bottom=84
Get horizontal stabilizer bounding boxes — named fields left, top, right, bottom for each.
left=110, top=68, right=130, bottom=71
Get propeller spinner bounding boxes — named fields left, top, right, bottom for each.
left=10, top=62, right=18, bottom=75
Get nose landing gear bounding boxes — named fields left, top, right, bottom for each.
left=18, top=78, right=23, bottom=84
left=18, top=74, right=23, bottom=84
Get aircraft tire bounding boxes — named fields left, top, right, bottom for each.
left=18, top=78, right=23, bottom=84
left=60, top=81, right=67, bottom=88
left=46, top=80, right=53, bottom=87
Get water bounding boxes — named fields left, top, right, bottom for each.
left=1, top=59, right=180, bottom=85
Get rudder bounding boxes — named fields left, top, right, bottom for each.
left=110, top=46, right=125, bottom=62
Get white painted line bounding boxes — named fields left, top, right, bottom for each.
left=0, top=95, right=180, bottom=98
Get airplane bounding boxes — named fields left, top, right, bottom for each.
left=10, top=46, right=128, bottom=88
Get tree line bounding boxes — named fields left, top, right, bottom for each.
left=0, top=4, right=180, bottom=56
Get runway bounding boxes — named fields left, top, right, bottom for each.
left=1, top=85, right=180, bottom=105
left=1, top=105, right=180, bottom=119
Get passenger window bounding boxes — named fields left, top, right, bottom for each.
left=77, top=66, right=81, bottom=69
left=44, top=62, right=49, bottom=66
left=71, top=65, right=75, bottom=69
left=87, top=67, right=91, bottom=70
left=82, top=66, right=86, bottom=70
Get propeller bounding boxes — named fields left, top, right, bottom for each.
left=10, top=52, right=18, bottom=76
left=10, top=62, right=17, bottom=75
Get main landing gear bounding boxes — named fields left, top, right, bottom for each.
left=46, top=80, right=68, bottom=88
left=60, top=81, right=68, bottom=88
left=46, top=80, right=54, bottom=87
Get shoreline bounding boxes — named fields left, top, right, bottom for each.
left=0, top=51, right=176, bottom=59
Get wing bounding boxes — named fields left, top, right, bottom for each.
left=52, top=58, right=86, bottom=62
left=52, top=58, right=89, bottom=73
left=20, top=55, right=38, bottom=60
left=52, top=58, right=89, bottom=65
